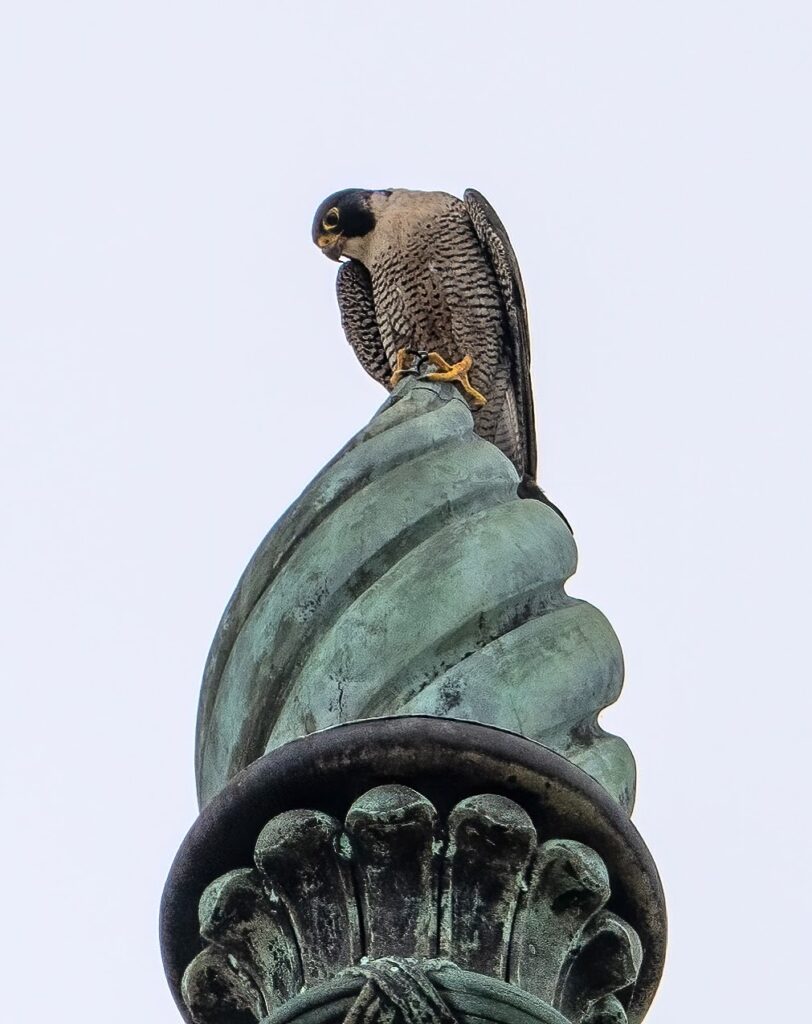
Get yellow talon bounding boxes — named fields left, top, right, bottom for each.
left=390, top=347, right=413, bottom=387
left=425, top=352, right=488, bottom=407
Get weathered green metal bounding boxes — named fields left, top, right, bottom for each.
left=162, top=718, right=666, bottom=1024
left=267, top=961, right=574, bottom=1024
left=195, top=376, right=635, bottom=810
left=164, top=366, right=666, bottom=1024
left=183, top=806, right=642, bottom=1024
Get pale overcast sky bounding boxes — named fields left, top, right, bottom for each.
left=2, top=3, right=810, bottom=1021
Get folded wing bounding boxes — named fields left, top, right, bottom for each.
left=336, top=259, right=390, bottom=388
left=464, top=188, right=538, bottom=482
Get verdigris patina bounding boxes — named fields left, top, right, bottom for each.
left=182, top=788, right=641, bottom=1024
left=163, top=719, right=665, bottom=1024
left=195, top=376, right=634, bottom=810
left=163, top=367, right=666, bottom=1024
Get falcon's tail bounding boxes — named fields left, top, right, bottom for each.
left=518, top=474, right=573, bottom=533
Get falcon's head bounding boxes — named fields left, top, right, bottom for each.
left=312, top=188, right=391, bottom=262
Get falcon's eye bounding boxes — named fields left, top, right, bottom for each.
left=322, top=207, right=340, bottom=231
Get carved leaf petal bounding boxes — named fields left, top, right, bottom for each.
left=440, top=794, right=537, bottom=977
left=198, top=867, right=302, bottom=1011
left=181, top=946, right=265, bottom=1024
left=582, top=994, right=628, bottom=1024
left=345, top=785, right=441, bottom=959
left=254, top=810, right=361, bottom=983
left=509, top=839, right=610, bottom=1002
left=557, top=911, right=642, bottom=1021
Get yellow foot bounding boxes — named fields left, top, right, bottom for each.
left=425, top=352, right=488, bottom=407
left=389, top=347, right=413, bottom=387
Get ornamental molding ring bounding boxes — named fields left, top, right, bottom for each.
left=161, top=718, right=666, bottom=1024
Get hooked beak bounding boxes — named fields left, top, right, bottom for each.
left=316, top=234, right=345, bottom=262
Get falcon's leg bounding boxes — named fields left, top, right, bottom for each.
left=425, top=352, right=488, bottom=407
left=389, top=347, right=414, bottom=387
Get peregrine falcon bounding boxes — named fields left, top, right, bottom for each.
left=312, top=187, right=568, bottom=525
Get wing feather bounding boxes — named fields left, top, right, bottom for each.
left=464, top=188, right=538, bottom=481
left=336, top=259, right=390, bottom=388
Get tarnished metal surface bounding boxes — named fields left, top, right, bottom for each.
left=510, top=841, right=610, bottom=1002
left=342, top=957, right=459, bottom=1024
left=440, top=795, right=537, bottom=977
left=162, top=719, right=666, bottom=1024
left=195, top=377, right=635, bottom=810
left=196, top=869, right=301, bottom=1013
left=255, top=810, right=361, bottom=983
left=179, top=786, right=643, bottom=1024
left=181, top=946, right=264, bottom=1024
left=346, top=786, right=440, bottom=960
left=269, top=962, right=572, bottom=1024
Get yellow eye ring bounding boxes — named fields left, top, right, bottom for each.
left=322, top=207, right=340, bottom=231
